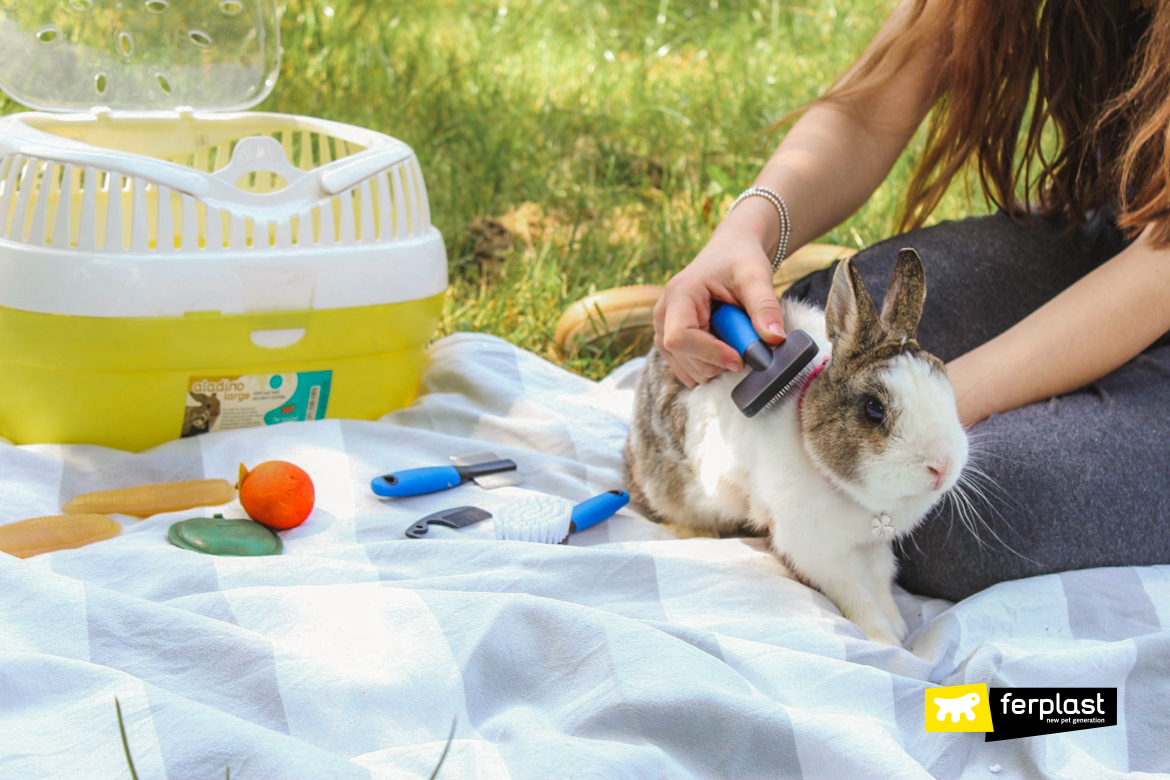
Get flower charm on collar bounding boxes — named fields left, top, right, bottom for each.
left=871, top=513, right=895, bottom=540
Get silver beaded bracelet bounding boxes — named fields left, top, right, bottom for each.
left=726, top=186, right=791, bottom=273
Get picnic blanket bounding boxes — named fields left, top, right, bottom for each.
left=2, top=332, right=1167, bottom=779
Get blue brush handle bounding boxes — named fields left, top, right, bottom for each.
left=570, top=490, right=630, bottom=532
left=371, top=466, right=462, bottom=498
left=710, top=303, right=774, bottom=372
left=710, top=303, right=761, bottom=355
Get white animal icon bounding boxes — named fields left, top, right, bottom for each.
left=934, top=692, right=980, bottom=722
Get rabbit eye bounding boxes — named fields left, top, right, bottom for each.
left=862, top=397, right=885, bottom=425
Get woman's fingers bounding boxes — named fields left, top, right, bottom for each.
left=747, top=295, right=787, bottom=344
left=661, top=287, right=742, bottom=371
left=653, top=295, right=698, bottom=386
left=655, top=280, right=743, bottom=385
left=683, top=357, right=728, bottom=383
left=657, top=329, right=727, bottom=385
left=731, top=256, right=788, bottom=345
left=656, top=333, right=697, bottom=387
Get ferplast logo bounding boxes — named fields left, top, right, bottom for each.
left=985, top=688, right=1117, bottom=742
left=925, top=684, right=994, bottom=733
left=924, top=685, right=1118, bottom=741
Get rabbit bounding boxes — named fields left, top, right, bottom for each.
left=624, top=248, right=969, bottom=644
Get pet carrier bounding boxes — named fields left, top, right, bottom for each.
left=0, top=0, right=447, bottom=451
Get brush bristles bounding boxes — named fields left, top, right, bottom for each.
left=731, top=329, right=820, bottom=417
left=758, top=361, right=817, bottom=414
left=494, top=495, right=575, bottom=544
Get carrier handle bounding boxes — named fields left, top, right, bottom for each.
left=208, top=137, right=415, bottom=196
left=19, top=124, right=420, bottom=219
left=319, top=142, right=415, bottom=194
left=209, top=136, right=310, bottom=190
left=20, top=140, right=211, bottom=197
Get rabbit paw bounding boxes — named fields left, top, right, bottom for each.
left=859, top=620, right=902, bottom=646
left=851, top=610, right=903, bottom=646
left=880, top=600, right=908, bottom=642
left=887, top=611, right=909, bottom=643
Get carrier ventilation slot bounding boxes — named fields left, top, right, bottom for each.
left=0, top=135, right=429, bottom=252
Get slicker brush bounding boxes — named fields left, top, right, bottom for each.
left=710, top=303, right=820, bottom=418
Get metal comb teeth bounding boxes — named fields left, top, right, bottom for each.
left=729, top=329, right=820, bottom=418
left=758, top=361, right=818, bottom=414
left=450, top=451, right=524, bottom=489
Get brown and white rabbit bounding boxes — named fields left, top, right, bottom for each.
left=624, top=249, right=968, bottom=644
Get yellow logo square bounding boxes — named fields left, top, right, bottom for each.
left=925, top=683, right=994, bottom=732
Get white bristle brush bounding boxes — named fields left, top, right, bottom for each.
left=494, top=490, right=629, bottom=544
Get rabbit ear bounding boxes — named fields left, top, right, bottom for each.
left=880, top=248, right=927, bottom=341
left=825, top=256, right=882, bottom=356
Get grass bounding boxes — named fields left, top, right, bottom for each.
left=114, top=697, right=456, bottom=778
left=0, top=0, right=989, bottom=379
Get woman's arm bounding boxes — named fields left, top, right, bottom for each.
left=742, top=0, right=947, bottom=255
left=656, top=0, right=948, bottom=386
left=947, top=224, right=1170, bottom=427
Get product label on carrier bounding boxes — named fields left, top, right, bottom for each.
left=181, top=371, right=332, bottom=438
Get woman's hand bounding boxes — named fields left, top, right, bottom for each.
left=653, top=198, right=788, bottom=387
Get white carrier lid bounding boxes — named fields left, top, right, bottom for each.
left=0, top=0, right=449, bottom=320
left=0, top=0, right=280, bottom=113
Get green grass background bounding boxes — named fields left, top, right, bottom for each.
left=1, top=0, right=989, bottom=378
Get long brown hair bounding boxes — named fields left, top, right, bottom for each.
left=813, top=0, right=1170, bottom=246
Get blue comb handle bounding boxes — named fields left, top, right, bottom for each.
left=570, top=490, right=630, bottom=532
left=710, top=303, right=774, bottom=372
left=371, top=466, right=462, bottom=498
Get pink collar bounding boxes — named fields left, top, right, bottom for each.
left=796, top=356, right=831, bottom=418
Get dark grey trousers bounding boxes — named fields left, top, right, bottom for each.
left=784, top=210, right=1170, bottom=602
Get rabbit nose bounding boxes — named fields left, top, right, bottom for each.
left=926, top=459, right=951, bottom=487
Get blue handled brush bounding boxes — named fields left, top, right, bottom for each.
left=494, top=490, right=630, bottom=544
left=710, top=303, right=820, bottom=418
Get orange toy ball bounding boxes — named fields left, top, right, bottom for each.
left=237, top=461, right=316, bottom=530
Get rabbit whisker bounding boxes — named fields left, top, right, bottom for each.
left=961, top=464, right=1030, bottom=515
left=944, top=483, right=997, bottom=554
left=952, top=473, right=1040, bottom=565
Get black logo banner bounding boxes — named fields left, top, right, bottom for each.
left=986, top=687, right=1117, bottom=742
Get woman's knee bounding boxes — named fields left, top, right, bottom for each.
left=784, top=210, right=1118, bottom=362
left=895, top=365, right=1170, bottom=601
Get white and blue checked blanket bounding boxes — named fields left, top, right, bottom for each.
left=2, top=333, right=1167, bottom=779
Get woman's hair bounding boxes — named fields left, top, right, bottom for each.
left=813, top=0, right=1170, bottom=246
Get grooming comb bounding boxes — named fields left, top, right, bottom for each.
left=405, top=506, right=493, bottom=538
left=710, top=303, right=820, bottom=418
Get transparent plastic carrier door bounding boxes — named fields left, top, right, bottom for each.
left=0, top=0, right=280, bottom=113
left=0, top=0, right=446, bottom=318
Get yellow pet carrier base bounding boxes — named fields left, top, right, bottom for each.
left=0, top=296, right=443, bottom=453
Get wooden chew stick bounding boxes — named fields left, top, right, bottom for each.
left=62, top=479, right=236, bottom=518
left=0, top=514, right=122, bottom=558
